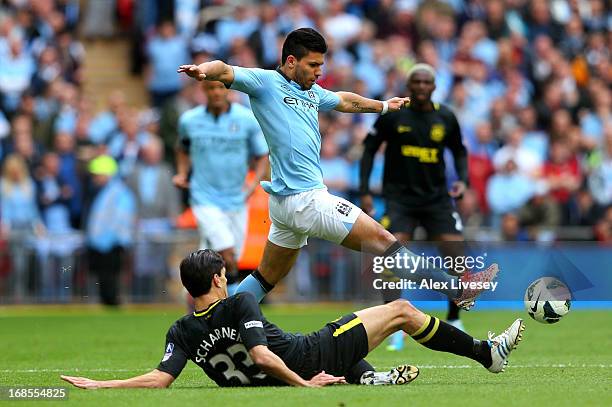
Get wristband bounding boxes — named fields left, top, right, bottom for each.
left=381, top=100, right=389, bottom=115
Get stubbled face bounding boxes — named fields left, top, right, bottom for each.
left=202, top=81, right=229, bottom=111
left=292, top=51, right=324, bottom=90
left=407, top=71, right=436, bottom=104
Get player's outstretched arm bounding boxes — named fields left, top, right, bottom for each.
left=334, top=92, right=410, bottom=114
left=60, top=369, right=175, bottom=389
left=249, top=345, right=346, bottom=387
left=177, top=60, right=234, bottom=86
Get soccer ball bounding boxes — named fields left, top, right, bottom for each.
left=524, top=277, right=571, bottom=324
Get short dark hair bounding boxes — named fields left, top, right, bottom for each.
left=281, top=28, right=327, bottom=64
left=180, top=249, right=225, bottom=297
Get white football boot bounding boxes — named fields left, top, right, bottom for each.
left=360, top=365, right=420, bottom=385
left=487, top=318, right=526, bottom=373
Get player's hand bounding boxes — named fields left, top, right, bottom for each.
left=449, top=181, right=466, bottom=199
left=386, top=97, right=411, bottom=112
left=177, top=64, right=206, bottom=81
left=60, top=375, right=103, bottom=389
left=361, top=194, right=375, bottom=216
left=305, top=371, right=347, bottom=387
left=172, top=174, right=190, bottom=189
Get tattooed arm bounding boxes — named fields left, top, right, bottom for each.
left=334, top=91, right=410, bottom=114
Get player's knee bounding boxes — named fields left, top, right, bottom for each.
left=390, top=299, right=417, bottom=317
left=374, top=225, right=395, bottom=246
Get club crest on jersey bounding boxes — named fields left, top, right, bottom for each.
left=430, top=124, right=445, bottom=142
left=336, top=202, right=352, bottom=216
left=281, top=84, right=291, bottom=92
left=307, top=90, right=316, bottom=100
left=229, top=122, right=240, bottom=133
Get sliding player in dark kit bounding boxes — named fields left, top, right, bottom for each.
left=61, top=250, right=523, bottom=389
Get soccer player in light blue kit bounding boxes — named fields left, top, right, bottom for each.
left=173, top=80, right=269, bottom=281
left=178, top=28, right=498, bottom=307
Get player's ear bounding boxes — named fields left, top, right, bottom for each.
left=287, top=55, right=296, bottom=68
left=212, top=273, right=221, bottom=288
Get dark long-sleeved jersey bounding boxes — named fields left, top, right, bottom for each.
left=156, top=293, right=315, bottom=387
left=360, top=103, right=468, bottom=206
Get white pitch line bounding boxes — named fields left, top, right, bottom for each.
left=379, top=364, right=612, bottom=369
left=2, top=368, right=149, bottom=373
left=4, top=364, right=612, bottom=374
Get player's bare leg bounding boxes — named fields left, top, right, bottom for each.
left=341, top=211, right=396, bottom=253
left=341, top=212, right=463, bottom=299
left=355, top=300, right=524, bottom=373
left=234, top=240, right=300, bottom=301
left=355, top=301, right=426, bottom=351
left=342, top=212, right=499, bottom=309
left=258, top=240, right=301, bottom=285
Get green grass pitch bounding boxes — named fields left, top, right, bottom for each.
left=1, top=305, right=610, bottom=407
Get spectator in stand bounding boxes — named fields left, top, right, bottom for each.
left=493, top=126, right=542, bottom=178
left=248, top=0, right=282, bottom=70
left=542, top=138, right=582, bottom=223
left=588, top=124, right=612, bottom=207
left=33, top=151, right=81, bottom=301
left=145, top=20, right=189, bottom=108
left=517, top=106, right=548, bottom=163
left=10, top=114, right=43, bottom=173
left=0, top=35, right=36, bottom=115
left=88, top=90, right=126, bottom=145
left=107, top=110, right=150, bottom=178
left=84, top=155, right=136, bottom=306
left=486, top=157, right=536, bottom=225
left=0, top=154, right=45, bottom=300
left=53, top=131, right=82, bottom=228
left=126, top=136, right=179, bottom=301
left=580, top=87, right=612, bottom=148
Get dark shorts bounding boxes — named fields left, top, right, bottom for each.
left=299, top=313, right=369, bottom=379
left=381, top=198, right=463, bottom=236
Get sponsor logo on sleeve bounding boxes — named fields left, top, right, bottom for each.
left=162, top=343, right=174, bottom=362
left=244, top=320, right=264, bottom=329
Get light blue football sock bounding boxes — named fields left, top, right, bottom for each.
left=234, top=273, right=269, bottom=303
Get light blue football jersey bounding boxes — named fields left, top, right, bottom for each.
left=230, top=67, right=340, bottom=195
left=178, top=103, right=268, bottom=210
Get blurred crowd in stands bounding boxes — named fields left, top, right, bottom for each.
left=0, top=0, right=611, bottom=301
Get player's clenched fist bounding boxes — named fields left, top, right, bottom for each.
left=386, top=97, right=411, bottom=112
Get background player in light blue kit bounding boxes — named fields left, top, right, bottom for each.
left=173, top=80, right=269, bottom=283
left=178, top=28, right=497, bottom=307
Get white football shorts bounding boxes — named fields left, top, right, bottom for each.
left=192, top=205, right=248, bottom=258
left=268, top=188, right=362, bottom=249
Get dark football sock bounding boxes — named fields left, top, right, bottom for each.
left=447, top=300, right=460, bottom=320
left=409, top=315, right=492, bottom=368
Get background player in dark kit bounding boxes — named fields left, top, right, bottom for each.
left=61, top=249, right=523, bottom=389
left=360, top=63, right=474, bottom=348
